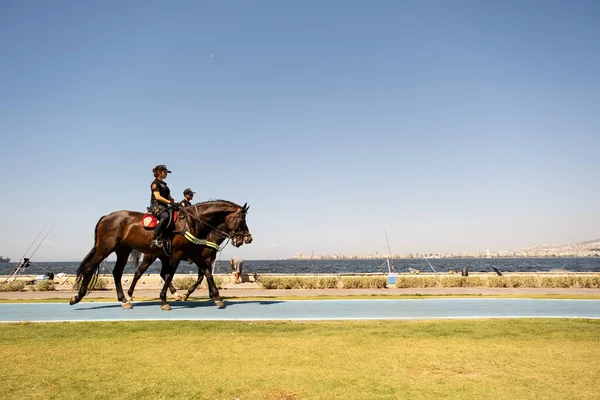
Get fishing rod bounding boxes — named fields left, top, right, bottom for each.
left=5, top=224, right=49, bottom=281
left=27, top=221, right=58, bottom=260
left=423, top=257, right=439, bottom=277
left=382, top=224, right=396, bottom=273
left=15, top=224, right=47, bottom=265
left=4, top=222, right=58, bottom=282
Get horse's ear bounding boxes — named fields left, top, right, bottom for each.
left=242, top=203, right=249, bottom=213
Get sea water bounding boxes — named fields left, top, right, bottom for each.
left=2, top=257, right=599, bottom=275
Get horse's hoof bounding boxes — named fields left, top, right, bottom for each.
left=182, top=295, right=189, bottom=302
left=69, top=296, right=78, bottom=305
left=122, top=302, right=134, bottom=310
left=215, top=300, right=225, bottom=309
left=161, top=304, right=172, bottom=311
left=175, top=295, right=183, bottom=301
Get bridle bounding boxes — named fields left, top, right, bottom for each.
left=179, top=206, right=251, bottom=244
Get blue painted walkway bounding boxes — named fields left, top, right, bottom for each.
left=1, top=299, right=599, bottom=323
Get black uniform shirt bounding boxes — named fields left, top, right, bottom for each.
left=180, top=199, right=192, bottom=207
left=150, top=178, right=170, bottom=206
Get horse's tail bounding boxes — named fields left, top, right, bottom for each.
left=129, top=250, right=141, bottom=269
left=75, top=216, right=104, bottom=291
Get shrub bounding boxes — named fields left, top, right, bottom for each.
left=298, top=278, right=317, bottom=289
left=574, top=276, right=600, bottom=288
left=506, top=276, right=539, bottom=288
left=173, top=277, right=196, bottom=290
left=539, top=276, right=600, bottom=289
left=463, top=277, right=489, bottom=287
left=295, top=277, right=340, bottom=289
left=395, top=276, right=439, bottom=288
left=34, top=280, right=55, bottom=291
left=212, top=276, right=223, bottom=289
left=395, top=274, right=600, bottom=289
left=260, top=277, right=298, bottom=289
left=430, top=276, right=490, bottom=288
left=72, top=277, right=109, bottom=291
left=316, top=277, right=340, bottom=289
left=541, top=277, right=573, bottom=288
left=0, top=281, right=26, bottom=292
left=505, top=275, right=600, bottom=289
left=341, top=277, right=387, bottom=289
left=487, top=277, right=508, bottom=288
left=439, top=276, right=466, bottom=287
left=173, top=276, right=223, bottom=291
left=90, top=278, right=108, bottom=290
left=260, top=276, right=340, bottom=289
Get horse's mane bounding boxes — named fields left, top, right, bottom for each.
left=192, top=199, right=241, bottom=212
left=194, top=199, right=240, bottom=207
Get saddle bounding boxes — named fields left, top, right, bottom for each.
left=141, top=210, right=179, bottom=257
left=141, top=211, right=178, bottom=230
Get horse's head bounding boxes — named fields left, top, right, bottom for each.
left=225, top=202, right=253, bottom=247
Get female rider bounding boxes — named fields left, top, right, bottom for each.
left=150, top=164, right=177, bottom=248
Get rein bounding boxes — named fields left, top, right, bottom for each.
left=179, top=207, right=232, bottom=240
left=176, top=206, right=244, bottom=251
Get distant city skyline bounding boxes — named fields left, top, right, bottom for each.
left=1, top=1, right=599, bottom=261
left=289, top=238, right=600, bottom=260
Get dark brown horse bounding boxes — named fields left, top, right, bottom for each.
left=126, top=224, right=233, bottom=303
left=70, top=200, right=252, bottom=310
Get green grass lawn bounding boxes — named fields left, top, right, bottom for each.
left=1, top=319, right=599, bottom=399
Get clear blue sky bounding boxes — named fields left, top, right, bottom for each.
left=1, top=1, right=599, bottom=261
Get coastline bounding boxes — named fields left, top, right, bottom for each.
left=2, top=272, right=600, bottom=300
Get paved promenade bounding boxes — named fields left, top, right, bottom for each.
left=1, top=284, right=599, bottom=300
left=1, top=298, right=599, bottom=323
left=3, top=283, right=599, bottom=323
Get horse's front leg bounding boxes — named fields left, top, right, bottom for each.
left=159, top=253, right=182, bottom=311
left=192, top=256, right=224, bottom=309
left=127, top=253, right=156, bottom=301
left=182, top=267, right=205, bottom=301
left=158, top=257, right=182, bottom=301
left=113, top=248, right=132, bottom=309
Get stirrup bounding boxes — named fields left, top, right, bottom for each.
left=151, top=239, right=163, bottom=249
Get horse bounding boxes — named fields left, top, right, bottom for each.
left=126, top=222, right=233, bottom=303
left=70, top=200, right=252, bottom=310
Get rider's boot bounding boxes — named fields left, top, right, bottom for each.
left=151, top=216, right=169, bottom=248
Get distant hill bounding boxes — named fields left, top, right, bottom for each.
left=574, top=239, right=600, bottom=245
left=517, top=239, right=600, bottom=256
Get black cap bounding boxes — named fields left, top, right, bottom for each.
left=183, top=188, right=195, bottom=195
left=155, top=164, right=172, bottom=173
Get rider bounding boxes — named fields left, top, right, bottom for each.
left=150, top=164, right=178, bottom=248
left=180, top=188, right=195, bottom=207
left=180, top=188, right=196, bottom=264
